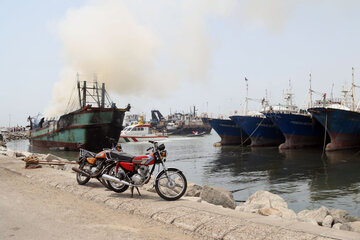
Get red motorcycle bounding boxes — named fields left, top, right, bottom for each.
left=102, top=141, right=187, bottom=201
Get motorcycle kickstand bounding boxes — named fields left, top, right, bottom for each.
left=130, top=186, right=141, bottom=198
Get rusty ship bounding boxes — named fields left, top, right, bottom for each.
left=28, top=77, right=130, bottom=151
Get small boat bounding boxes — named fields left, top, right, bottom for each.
left=187, top=131, right=206, bottom=137
left=118, top=117, right=168, bottom=143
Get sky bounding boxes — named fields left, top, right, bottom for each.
left=1, top=0, right=360, bottom=127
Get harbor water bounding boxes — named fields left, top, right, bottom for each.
left=7, top=132, right=360, bottom=217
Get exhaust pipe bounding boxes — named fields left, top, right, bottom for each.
left=72, top=167, right=90, bottom=177
left=102, top=174, right=132, bottom=186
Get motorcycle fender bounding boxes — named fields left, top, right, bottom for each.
left=153, top=168, right=183, bottom=187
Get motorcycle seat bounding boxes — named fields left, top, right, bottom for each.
left=110, top=152, right=135, bottom=162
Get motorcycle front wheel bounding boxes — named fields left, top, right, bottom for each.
left=155, top=168, right=187, bottom=201
left=104, top=165, right=129, bottom=193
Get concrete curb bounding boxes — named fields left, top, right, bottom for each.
left=1, top=155, right=360, bottom=240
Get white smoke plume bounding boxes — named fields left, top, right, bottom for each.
left=45, top=0, right=319, bottom=117
left=44, top=0, right=236, bottom=117
left=241, top=0, right=296, bottom=32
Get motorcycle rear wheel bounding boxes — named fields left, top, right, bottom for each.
left=76, top=172, right=90, bottom=185
left=104, top=165, right=129, bottom=193
left=155, top=168, right=187, bottom=201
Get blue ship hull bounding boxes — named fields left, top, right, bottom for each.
left=207, top=118, right=250, bottom=145
left=230, top=115, right=284, bottom=147
left=265, top=113, right=325, bottom=149
left=308, top=108, right=360, bottom=150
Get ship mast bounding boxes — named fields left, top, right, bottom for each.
left=352, top=67, right=355, bottom=111
left=245, top=77, right=248, bottom=115
left=308, top=73, right=313, bottom=108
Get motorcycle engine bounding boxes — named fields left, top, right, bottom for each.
left=131, top=166, right=149, bottom=185
left=90, top=160, right=103, bottom=174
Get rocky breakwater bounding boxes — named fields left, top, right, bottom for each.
left=0, top=147, right=74, bottom=171
left=235, top=190, right=360, bottom=233
left=0, top=130, right=28, bottom=144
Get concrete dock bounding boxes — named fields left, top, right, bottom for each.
left=1, top=155, right=359, bottom=240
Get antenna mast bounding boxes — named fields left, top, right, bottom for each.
left=245, top=77, right=248, bottom=115
left=352, top=67, right=355, bottom=111
left=309, top=73, right=313, bottom=108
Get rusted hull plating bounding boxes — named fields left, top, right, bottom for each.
left=29, top=107, right=126, bottom=151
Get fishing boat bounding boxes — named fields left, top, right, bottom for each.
left=151, top=108, right=211, bottom=135
left=265, top=77, right=325, bottom=149
left=118, top=117, right=168, bottom=143
left=230, top=113, right=284, bottom=147
left=308, top=69, right=360, bottom=151
left=207, top=117, right=250, bottom=146
left=28, top=76, right=130, bottom=151
left=308, top=104, right=360, bottom=151
left=229, top=79, right=284, bottom=147
left=186, top=131, right=206, bottom=137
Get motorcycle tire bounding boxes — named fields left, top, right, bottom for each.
left=104, top=165, right=129, bottom=193
left=76, top=172, right=90, bottom=185
left=155, top=168, right=187, bottom=201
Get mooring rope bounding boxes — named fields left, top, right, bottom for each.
left=241, top=117, right=266, bottom=145
left=321, top=110, right=328, bottom=158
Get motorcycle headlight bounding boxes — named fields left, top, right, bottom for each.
left=161, top=150, right=167, bottom=158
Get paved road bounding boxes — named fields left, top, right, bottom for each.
left=0, top=167, right=192, bottom=240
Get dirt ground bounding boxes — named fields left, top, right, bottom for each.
left=0, top=167, right=194, bottom=240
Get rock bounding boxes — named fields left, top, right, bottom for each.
left=15, top=152, right=25, bottom=158
left=340, top=221, right=360, bottom=233
left=22, top=152, right=33, bottom=158
left=44, top=154, right=61, bottom=161
left=329, top=209, right=360, bottom=224
left=245, top=190, right=288, bottom=209
left=298, top=206, right=329, bottom=225
left=200, top=185, right=236, bottom=209
left=235, top=190, right=290, bottom=216
left=259, top=208, right=282, bottom=217
left=235, top=204, right=259, bottom=213
left=278, top=207, right=297, bottom=220
left=332, top=223, right=342, bottom=230
left=6, top=150, right=17, bottom=158
left=322, top=215, right=334, bottom=228
left=185, top=183, right=202, bottom=197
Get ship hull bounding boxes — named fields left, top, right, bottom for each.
left=308, top=108, right=360, bottom=151
left=167, top=125, right=211, bottom=135
left=29, top=107, right=126, bottom=151
left=230, top=115, right=284, bottom=147
left=265, top=113, right=325, bottom=149
left=208, top=118, right=250, bottom=145
left=118, top=135, right=168, bottom=143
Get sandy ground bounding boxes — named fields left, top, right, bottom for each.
left=0, top=167, right=193, bottom=240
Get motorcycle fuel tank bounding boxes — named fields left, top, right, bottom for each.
left=132, top=154, right=155, bottom=165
